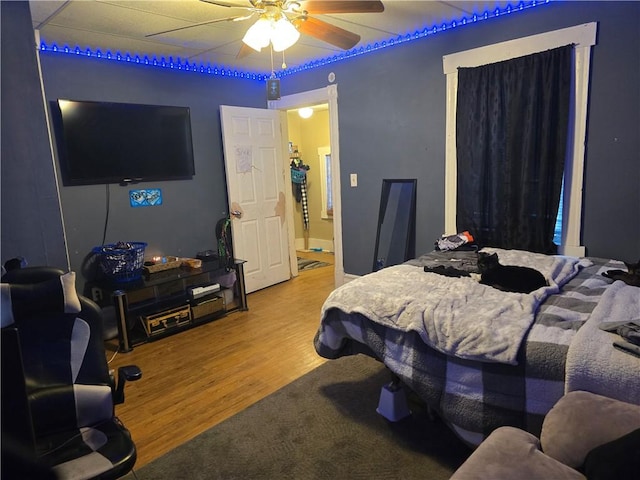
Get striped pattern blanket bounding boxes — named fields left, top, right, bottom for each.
left=314, top=253, right=620, bottom=446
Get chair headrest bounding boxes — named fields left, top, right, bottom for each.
left=1, top=271, right=81, bottom=328
left=1, top=266, right=66, bottom=284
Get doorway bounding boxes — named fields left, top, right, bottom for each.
left=286, top=105, right=332, bottom=250
left=269, top=85, right=344, bottom=287
left=287, top=106, right=334, bottom=276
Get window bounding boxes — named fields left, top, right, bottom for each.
left=318, top=146, right=332, bottom=218
left=443, top=23, right=597, bottom=256
left=553, top=180, right=564, bottom=246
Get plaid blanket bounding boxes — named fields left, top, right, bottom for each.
left=314, top=256, right=618, bottom=446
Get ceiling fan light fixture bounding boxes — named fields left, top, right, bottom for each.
left=242, top=17, right=272, bottom=52
left=271, top=17, right=300, bottom=52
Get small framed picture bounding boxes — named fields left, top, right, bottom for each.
left=130, top=189, right=162, bottom=207
left=267, top=78, right=280, bottom=100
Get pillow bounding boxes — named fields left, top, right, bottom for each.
left=0, top=272, right=81, bottom=327
left=583, top=428, right=640, bottom=480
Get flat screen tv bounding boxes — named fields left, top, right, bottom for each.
left=50, top=99, right=195, bottom=186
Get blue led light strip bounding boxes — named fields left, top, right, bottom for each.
left=38, top=44, right=269, bottom=81
left=279, top=0, right=551, bottom=77
left=37, top=0, right=549, bottom=80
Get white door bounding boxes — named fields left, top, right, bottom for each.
left=220, top=105, right=291, bottom=293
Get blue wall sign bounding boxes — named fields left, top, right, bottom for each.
left=130, top=189, right=162, bottom=207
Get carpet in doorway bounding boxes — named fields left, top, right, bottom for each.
left=297, top=257, right=331, bottom=271
left=124, top=355, right=471, bottom=480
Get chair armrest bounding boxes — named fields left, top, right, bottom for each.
left=541, top=391, right=640, bottom=468
left=113, top=365, right=142, bottom=405
left=451, top=426, right=585, bottom=480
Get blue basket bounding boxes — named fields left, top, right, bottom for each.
left=92, top=242, right=147, bottom=283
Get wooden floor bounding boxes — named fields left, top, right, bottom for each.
left=107, top=251, right=335, bottom=469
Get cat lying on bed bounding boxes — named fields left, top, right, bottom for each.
left=477, top=252, right=547, bottom=294
left=423, top=252, right=547, bottom=294
left=602, top=259, right=640, bottom=287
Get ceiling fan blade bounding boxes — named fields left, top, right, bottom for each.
left=199, top=0, right=257, bottom=10
left=298, top=1, right=384, bottom=14
left=293, top=16, right=360, bottom=50
left=145, top=14, right=253, bottom=37
left=236, top=42, right=256, bottom=59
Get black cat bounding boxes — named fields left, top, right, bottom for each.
left=602, top=259, right=640, bottom=287
left=477, top=252, right=547, bottom=294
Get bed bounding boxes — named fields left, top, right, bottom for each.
left=313, top=248, right=640, bottom=446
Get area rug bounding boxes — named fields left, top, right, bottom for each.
left=297, top=256, right=331, bottom=271
left=125, top=355, right=471, bottom=480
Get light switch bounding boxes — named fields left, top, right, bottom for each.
left=350, top=173, right=358, bottom=187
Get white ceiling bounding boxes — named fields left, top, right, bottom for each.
left=30, top=0, right=524, bottom=75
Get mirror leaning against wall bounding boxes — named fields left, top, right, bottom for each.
left=372, top=179, right=417, bottom=272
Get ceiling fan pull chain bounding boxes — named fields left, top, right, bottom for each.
left=282, top=50, right=287, bottom=70
left=270, top=44, right=275, bottom=76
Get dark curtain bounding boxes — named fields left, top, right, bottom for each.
left=456, top=45, right=572, bottom=254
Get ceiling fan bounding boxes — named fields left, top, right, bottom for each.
left=146, top=1, right=384, bottom=59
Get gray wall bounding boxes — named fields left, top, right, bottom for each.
left=39, top=54, right=266, bottom=287
left=283, top=1, right=640, bottom=273
left=2, top=2, right=266, bottom=287
left=2, top=1, right=638, bottom=282
left=1, top=1, right=68, bottom=269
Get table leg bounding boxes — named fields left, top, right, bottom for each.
left=113, top=290, right=133, bottom=353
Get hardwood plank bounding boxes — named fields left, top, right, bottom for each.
left=107, top=255, right=335, bottom=468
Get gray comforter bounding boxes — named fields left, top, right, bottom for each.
left=321, top=248, right=590, bottom=365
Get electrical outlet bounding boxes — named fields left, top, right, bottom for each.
left=350, top=173, right=358, bottom=187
